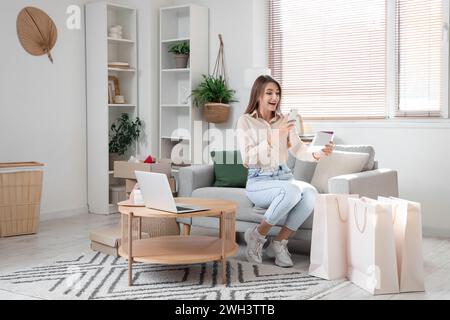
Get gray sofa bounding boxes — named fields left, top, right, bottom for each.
left=176, top=145, right=398, bottom=248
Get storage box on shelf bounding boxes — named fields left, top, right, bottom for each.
left=124, top=177, right=177, bottom=196
left=109, top=185, right=127, bottom=205
left=113, top=159, right=176, bottom=196
left=114, top=161, right=172, bottom=179
left=90, top=225, right=150, bottom=257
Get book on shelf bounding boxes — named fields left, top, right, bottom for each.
left=108, top=62, right=130, bottom=69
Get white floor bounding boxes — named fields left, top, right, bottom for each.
left=0, top=212, right=449, bottom=300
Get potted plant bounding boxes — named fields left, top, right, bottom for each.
left=191, top=75, right=238, bottom=123
left=109, top=113, right=142, bottom=169
left=168, top=41, right=190, bottom=68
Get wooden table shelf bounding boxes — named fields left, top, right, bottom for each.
left=118, top=235, right=238, bottom=264
left=118, top=198, right=238, bottom=286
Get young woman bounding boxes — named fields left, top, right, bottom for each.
left=236, top=75, right=334, bottom=267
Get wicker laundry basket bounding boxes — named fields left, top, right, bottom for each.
left=0, top=162, right=44, bottom=237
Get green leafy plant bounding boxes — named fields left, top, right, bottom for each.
left=168, top=42, right=190, bottom=55
left=109, top=113, right=142, bottom=155
left=191, top=75, right=238, bottom=107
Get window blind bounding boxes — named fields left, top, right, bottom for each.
left=396, top=0, right=444, bottom=117
left=269, top=0, right=387, bottom=119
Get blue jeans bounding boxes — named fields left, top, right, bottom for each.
left=245, top=165, right=318, bottom=231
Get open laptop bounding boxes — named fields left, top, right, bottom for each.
left=135, top=171, right=209, bottom=214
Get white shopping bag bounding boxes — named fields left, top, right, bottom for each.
left=309, top=194, right=359, bottom=280
left=378, top=197, right=425, bottom=292
left=347, top=197, right=400, bottom=295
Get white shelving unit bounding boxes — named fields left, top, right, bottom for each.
left=86, top=2, right=138, bottom=214
left=159, top=4, right=209, bottom=166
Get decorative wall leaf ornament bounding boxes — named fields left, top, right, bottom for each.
left=16, top=7, right=58, bottom=63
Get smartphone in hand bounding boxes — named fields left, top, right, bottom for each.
left=287, top=109, right=298, bottom=123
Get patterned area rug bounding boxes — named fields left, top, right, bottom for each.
left=0, top=252, right=346, bottom=300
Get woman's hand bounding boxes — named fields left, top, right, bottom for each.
left=321, top=141, right=335, bottom=156
left=279, top=115, right=296, bottom=136
left=313, top=141, right=335, bottom=160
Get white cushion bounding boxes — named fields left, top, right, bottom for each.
left=333, top=145, right=375, bottom=171
left=310, top=151, right=370, bottom=193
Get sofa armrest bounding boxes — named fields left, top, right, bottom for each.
left=178, top=164, right=215, bottom=197
left=328, top=169, right=398, bottom=198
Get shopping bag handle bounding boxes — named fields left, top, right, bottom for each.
left=335, top=198, right=347, bottom=223
left=353, top=203, right=367, bottom=233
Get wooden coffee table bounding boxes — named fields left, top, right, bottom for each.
left=118, top=197, right=238, bottom=286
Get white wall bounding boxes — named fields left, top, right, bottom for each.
left=0, top=0, right=162, bottom=217
left=0, top=0, right=88, bottom=216
left=170, top=0, right=450, bottom=237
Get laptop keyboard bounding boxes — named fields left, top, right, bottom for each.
left=176, top=206, right=192, bottom=211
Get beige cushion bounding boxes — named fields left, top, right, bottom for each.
left=310, top=151, right=370, bottom=193
left=333, top=145, right=375, bottom=171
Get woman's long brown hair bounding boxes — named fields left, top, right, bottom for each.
left=244, top=75, right=282, bottom=116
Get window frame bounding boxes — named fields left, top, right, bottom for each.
left=392, top=0, right=449, bottom=118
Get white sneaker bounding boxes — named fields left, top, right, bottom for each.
left=266, top=239, right=294, bottom=267
left=244, top=226, right=266, bottom=264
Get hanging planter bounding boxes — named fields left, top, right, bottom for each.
left=203, top=103, right=230, bottom=124
left=191, top=35, right=237, bottom=124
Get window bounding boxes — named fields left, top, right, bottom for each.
left=396, top=0, right=444, bottom=116
left=269, top=0, right=448, bottom=119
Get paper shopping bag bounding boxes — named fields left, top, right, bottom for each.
left=378, top=197, right=425, bottom=292
left=309, top=194, right=359, bottom=280
left=347, top=197, right=399, bottom=295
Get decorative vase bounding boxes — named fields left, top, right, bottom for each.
left=203, top=103, right=230, bottom=123
left=175, top=54, right=189, bottom=68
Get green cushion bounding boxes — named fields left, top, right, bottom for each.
left=211, top=150, right=248, bottom=187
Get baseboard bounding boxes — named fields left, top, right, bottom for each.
left=40, top=206, right=89, bottom=221
left=423, top=227, right=450, bottom=239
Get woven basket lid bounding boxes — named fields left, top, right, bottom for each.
left=16, top=7, right=57, bottom=63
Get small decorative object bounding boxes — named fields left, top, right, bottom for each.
left=109, top=25, right=123, bottom=39
left=168, top=41, right=190, bottom=68
left=108, top=76, right=121, bottom=104
left=16, top=7, right=58, bottom=63
left=178, top=80, right=190, bottom=105
left=144, top=155, right=156, bottom=164
left=109, top=113, right=142, bottom=156
left=114, top=95, right=125, bottom=104
left=191, top=35, right=237, bottom=123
